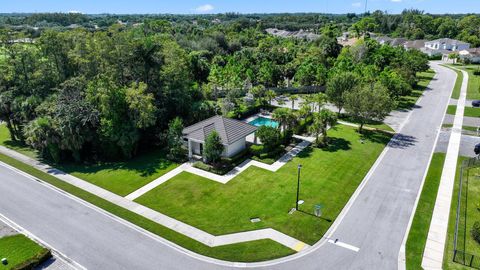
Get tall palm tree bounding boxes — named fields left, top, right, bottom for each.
left=309, top=109, right=337, bottom=145
left=265, top=90, right=277, bottom=106
left=290, top=94, right=299, bottom=110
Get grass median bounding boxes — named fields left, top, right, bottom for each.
left=405, top=153, right=446, bottom=270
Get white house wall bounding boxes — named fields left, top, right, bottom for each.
left=225, top=139, right=246, bottom=157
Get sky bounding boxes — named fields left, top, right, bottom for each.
left=1, top=0, right=479, bottom=14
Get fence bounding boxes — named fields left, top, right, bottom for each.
left=453, top=157, right=480, bottom=269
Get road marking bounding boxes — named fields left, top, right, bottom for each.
left=293, top=241, right=307, bottom=252
left=327, top=239, right=360, bottom=252
left=0, top=212, right=85, bottom=270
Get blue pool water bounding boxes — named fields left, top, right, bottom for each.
left=249, top=117, right=279, bottom=128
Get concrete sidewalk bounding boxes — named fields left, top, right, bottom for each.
left=0, top=145, right=309, bottom=252
left=422, top=67, right=468, bottom=269
left=125, top=136, right=314, bottom=200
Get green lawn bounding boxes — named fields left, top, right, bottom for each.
left=444, top=156, right=472, bottom=270
left=1, top=124, right=178, bottom=197
left=447, top=105, right=457, bottom=115
left=0, top=234, right=50, bottom=270
left=338, top=115, right=394, bottom=132
left=451, top=69, right=464, bottom=99
left=0, top=152, right=294, bottom=262
left=445, top=105, right=480, bottom=118
left=56, top=150, right=178, bottom=196
left=449, top=65, right=480, bottom=100
left=136, top=125, right=391, bottom=244
left=397, top=69, right=436, bottom=111
left=406, top=153, right=446, bottom=270
left=464, top=107, right=480, bottom=118
left=442, top=124, right=479, bottom=133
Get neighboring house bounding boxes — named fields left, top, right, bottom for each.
left=390, top=38, right=407, bottom=47
left=183, top=116, right=257, bottom=159
left=375, top=36, right=393, bottom=45
left=424, top=38, right=470, bottom=52
left=404, top=40, right=426, bottom=50
left=265, top=28, right=320, bottom=41
left=459, top=48, right=480, bottom=63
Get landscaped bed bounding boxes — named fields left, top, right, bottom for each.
left=0, top=234, right=51, bottom=270
left=135, top=125, right=391, bottom=244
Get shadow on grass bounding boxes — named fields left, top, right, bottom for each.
left=57, top=149, right=173, bottom=178
left=297, top=210, right=333, bottom=222
left=359, top=130, right=393, bottom=145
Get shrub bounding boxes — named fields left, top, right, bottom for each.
left=203, top=131, right=224, bottom=164
left=471, top=221, right=480, bottom=244
left=474, top=70, right=480, bottom=76
left=256, top=126, right=281, bottom=151
left=249, top=145, right=264, bottom=156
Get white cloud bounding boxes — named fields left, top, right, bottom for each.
left=352, top=2, right=362, bottom=7
left=195, top=4, right=214, bottom=13
left=68, top=10, right=82, bottom=14
left=391, top=0, right=402, bottom=2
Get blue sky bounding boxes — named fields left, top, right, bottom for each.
left=1, top=0, right=479, bottom=14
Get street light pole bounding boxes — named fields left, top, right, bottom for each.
left=296, top=164, right=302, bottom=210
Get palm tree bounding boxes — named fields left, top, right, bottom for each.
left=312, top=92, right=327, bottom=112
left=309, top=109, right=337, bottom=146
left=290, top=94, right=299, bottom=110
left=265, top=89, right=277, bottom=106
left=272, top=107, right=289, bottom=132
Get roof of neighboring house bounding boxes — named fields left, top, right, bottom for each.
left=425, top=38, right=470, bottom=46
left=183, top=115, right=257, bottom=145
left=390, top=38, right=407, bottom=46
left=404, top=40, right=426, bottom=49
left=375, top=36, right=393, bottom=44
left=460, top=48, right=480, bottom=56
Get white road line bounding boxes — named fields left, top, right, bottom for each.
left=0, top=212, right=85, bottom=270
left=327, top=239, right=360, bottom=252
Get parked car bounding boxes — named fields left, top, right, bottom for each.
left=472, top=100, right=480, bottom=107
left=475, top=143, right=480, bottom=155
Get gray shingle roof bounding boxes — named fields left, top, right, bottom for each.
left=183, top=116, right=257, bottom=145
left=426, top=38, right=470, bottom=46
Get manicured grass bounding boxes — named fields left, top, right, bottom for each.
left=56, top=150, right=178, bottom=196
left=339, top=115, right=394, bottom=132
left=442, top=124, right=479, bottom=133
left=0, top=152, right=294, bottom=262
left=444, top=156, right=471, bottom=270
left=0, top=234, right=50, bottom=270
left=464, top=107, right=480, bottom=118
left=136, top=125, right=391, bottom=244
left=447, top=105, right=457, bottom=115
left=397, top=69, right=436, bottom=111
left=1, top=124, right=178, bottom=197
left=405, top=153, right=446, bottom=270
left=449, top=65, right=480, bottom=100
left=451, top=69, right=464, bottom=99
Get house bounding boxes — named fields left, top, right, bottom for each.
left=424, top=38, right=470, bottom=52
left=459, top=48, right=480, bottom=63
left=183, top=116, right=257, bottom=159
left=375, top=36, right=393, bottom=45
left=390, top=38, right=407, bottom=47
left=404, top=40, right=426, bottom=50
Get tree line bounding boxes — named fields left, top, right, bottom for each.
left=0, top=17, right=428, bottom=163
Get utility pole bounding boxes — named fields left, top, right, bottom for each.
left=364, top=0, right=368, bottom=14
left=296, top=164, right=302, bottom=210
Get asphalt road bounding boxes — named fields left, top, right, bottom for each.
left=0, top=62, right=456, bottom=270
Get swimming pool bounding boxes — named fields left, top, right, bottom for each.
left=248, top=117, right=279, bottom=128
